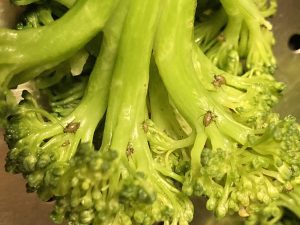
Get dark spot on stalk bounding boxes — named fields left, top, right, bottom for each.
left=64, top=121, right=80, bottom=133
left=62, top=140, right=70, bottom=147
left=212, top=75, right=226, bottom=87
left=217, top=33, right=225, bottom=42
left=203, top=110, right=217, bottom=127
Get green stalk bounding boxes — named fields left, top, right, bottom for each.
left=132, top=105, right=193, bottom=224
left=223, top=16, right=243, bottom=47
left=239, top=21, right=249, bottom=57
left=207, top=0, right=243, bottom=70
left=66, top=0, right=130, bottom=147
left=154, top=0, right=252, bottom=144
left=198, top=13, right=243, bottom=75
left=278, top=193, right=300, bottom=218
left=23, top=0, right=130, bottom=164
left=102, top=0, right=161, bottom=200
left=194, top=8, right=227, bottom=51
left=102, top=0, right=161, bottom=155
left=0, top=0, right=119, bottom=87
left=149, top=59, right=188, bottom=139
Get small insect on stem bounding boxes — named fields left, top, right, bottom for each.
left=64, top=121, right=80, bottom=133
left=142, top=121, right=148, bottom=133
left=212, top=74, right=226, bottom=87
left=203, top=110, right=217, bottom=127
left=61, top=140, right=70, bottom=147
left=126, top=144, right=134, bottom=159
left=217, top=33, right=225, bottom=42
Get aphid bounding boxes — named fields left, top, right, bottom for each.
left=64, top=121, right=80, bottom=133
left=212, top=74, right=226, bottom=87
left=142, top=121, right=148, bottom=133
left=61, top=140, right=70, bottom=147
left=126, top=145, right=135, bottom=159
left=217, top=33, right=225, bottom=42
left=203, top=110, right=217, bottom=127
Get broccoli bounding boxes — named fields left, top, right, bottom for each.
left=1, top=0, right=300, bottom=225
left=195, top=0, right=277, bottom=75
left=154, top=0, right=300, bottom=219
left=4, top=0, right=124, bottom=199
left=0, top=0, right=118, bottom=125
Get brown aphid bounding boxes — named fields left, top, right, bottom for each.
left=142, top=121, right=148, bottom=133
left=64, top=121, right=80, bottom=133
left=217, top=33, right=225, bottom=42
left=62, top=140, right=70, bottom=147
left=203, top=110, right=217, bottom=127
left=126, top=145, right=134, bottom=158
left=212, top=74, right=226, bottom=87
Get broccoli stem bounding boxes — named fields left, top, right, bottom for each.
left=102, top=0, right=161, bottom=155
left=220, top=0, right=275, bottom=72
left=16, top=0, right=129, bottom=167
left=236, top=0, right=272, bottom=29
left=239, top=21, right=249, bottom=58
left=0, top=0, right=119, bottom=87
left=63, top=0, right=131, bottom=148
left=206, top=1, right=243, bottom=75
left=154, top=0, right=252, bottom=143
left=278, top=191, right=300, bottom=218
left=194, top=8, right=227, bottom=51
left=149, top=59, right=190, bottom=139
left=190, top=132, right=207, bottom=175
left=132, top=105, right=193, bottom=224
left=221, top=15, right=242, bottom=46
left=35, top=63, right=69, bottom=89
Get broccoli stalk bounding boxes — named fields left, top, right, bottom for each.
left=193, top=47, right=284, bottom=128
left=4, top=0, right=125, bottom=199
left=146, top=61, right=194, bottom=183
left=16, top=6, right=55, bottom=30
left=253, top=0, right=277, bottom=18
left=5, top=46, right=109, bottom=199
left=0, top=0, right=119, bottom=125
left=154, top=0, right=300, bottom=219
left=50, top=1, right=193, bottom=224
left=194, top=8, right=227, bottom=52
left=1, top=0, right=117, bottom=85
left=205, top=0, right=243, bottom=75
left=220, top=0, right=276, bottom=73
left=154, top=0, right=252, bottom=141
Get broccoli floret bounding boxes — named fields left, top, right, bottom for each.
left=49, top=1, right=195, bottom=222
left=3, top=0, right=120, bottom=197
left=0, top=0, right=118, bottom=125
left=253, top=0, right=277, bottom=18
left=196, top=0, right=276, bottom=75
left=16, top=6, right=54, bottom=30
left=4, top=60, right=109, bottom=200
left=205, top=2, right=243, bottom=76
left=220, top=0, right=276, bottom=73
left=194, top=8, right=228, bottom=53
left=2, top=0, right=300, bottom=225
left=246, top=176, right=300, bottom=225
left=154, top=0, right=300, bottom=219
left=193, top=42, right=284, bottom=129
